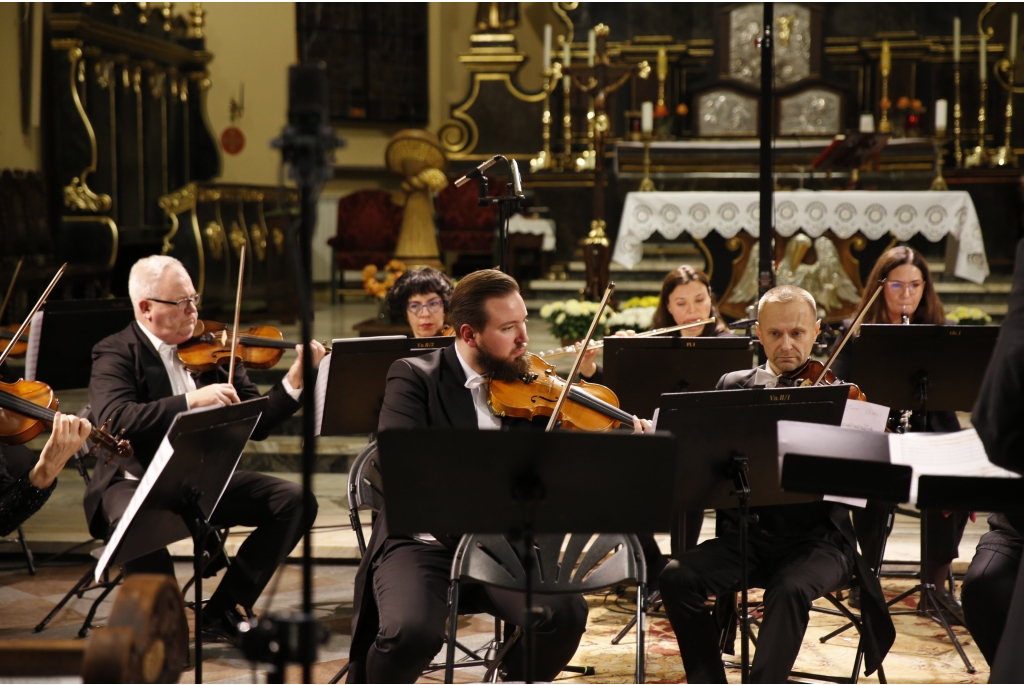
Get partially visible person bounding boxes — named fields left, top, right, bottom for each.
left=830, top=246, right=966, bottom=618
left=386, top=267, right=455, bottom=338
left=0, top=414, right=91, bottom=536
left=963, top=237, right=1024, bottom=680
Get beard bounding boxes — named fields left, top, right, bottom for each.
left=477, top=342, right=531, bottom=381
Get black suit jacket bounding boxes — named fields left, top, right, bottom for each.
left=83, top=321, right=300, bottom=538
left=349, top=344, right=541, bottom=682
left=714, top=364, right=895, bottom=675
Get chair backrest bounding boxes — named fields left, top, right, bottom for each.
left=332, top=190, right=403, bottom=252
left=347, top=441, right=384, bottom=513
left=452, top=533, right=645, bottom=594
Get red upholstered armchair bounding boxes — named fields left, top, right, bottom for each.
left=329, top=188, right=403, bottom=273
left=435, top=174, right=501, bottom=261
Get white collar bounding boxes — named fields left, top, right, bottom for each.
left=454, top=342, right=489, bottom=389
left=137, top=320, right=176, bottom=355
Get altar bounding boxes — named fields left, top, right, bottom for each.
left=613, top=190, right=990, bottom=286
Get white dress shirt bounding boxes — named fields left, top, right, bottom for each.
left=751, top=363, right=781, bottom=389
left=454, top=343, right=502, bottom=431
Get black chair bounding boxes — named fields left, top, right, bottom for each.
left=446, top=533, right=648, bottom=683
left=0, top=443, right=39, bottom=575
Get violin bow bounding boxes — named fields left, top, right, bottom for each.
left=228, top=243, right=246, bottom=386
left=544, top=282, right=616, bottom=432
left=0, top=263, right=66, bottom=367
left=0, top=257, right=24, bottom=325
left=812, top=279, right=886, bottom=386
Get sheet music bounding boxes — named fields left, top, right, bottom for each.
left=313, top=352, right=331, bottom=435
left=840, top=399, right=890, bottom=433
left=23, top=311, right=43, bottom=380
left=888, top=428, right=1021, bottom=503
left=95, top=433, right=175, bottom=581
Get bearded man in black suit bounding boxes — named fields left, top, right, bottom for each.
left=658, top=285, right=894, bottom=683
left=85, top=255, right=325, bottom=642
left=346, top=269, right=652, bottom=683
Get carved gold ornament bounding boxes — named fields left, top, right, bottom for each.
left=249, top=222, right=267, bottom=261
left=229, top=221, right=246, bottom=257
left=204, top=221, right=225, bottom=260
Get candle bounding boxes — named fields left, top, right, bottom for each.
left=954, top=17, right=960, bottom=63
left=859, top=113, right=876, bottom=133
left=657, top=47, right=668, bottom=81
left=935, top=99, right=948, bottom=134
left=980, top=33, right=987, bottom=83
left=1011, top=13, right=1018, bottom=61
left=587, top=29, right=596, bottom=66
left=563, top=41, right=571, bottom=89
left=543, top=24, right=552, bottom=70
left=880, top=40, right=891, bottom=74
left=641, top=101, right=653, bottom=133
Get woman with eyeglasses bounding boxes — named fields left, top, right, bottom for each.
left=386, top=267, right=455, bottom=338
left=830, top=245, right=967, bottom=622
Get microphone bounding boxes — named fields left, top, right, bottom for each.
left=510, top=159, right=524, bottom=197
left=454, top=155, right=501, bottom=187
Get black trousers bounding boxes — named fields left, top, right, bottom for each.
left=853, top=501, right=968, bottom=581
left=962, top=547, right=1020, bottom=667
left=659, top=532, right=851, bottom=684
left=363, top=538, right=588, bottom=683
left=104, top=470, right=316, bottom=612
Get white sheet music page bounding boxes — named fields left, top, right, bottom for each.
left=23, top=311, right=44, bottom=380
left=888, top=428, right=1021, bottom=503
left=95, top=434, right=175, bottom=582
left=840, top=399, right=890, bottom=433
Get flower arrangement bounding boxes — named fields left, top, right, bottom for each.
left=606, top=306, right=655, bottom=334
left=539, top=300, right=614, bottom=343
left=362, top=260, right=406, bottom=298
left=895, top=96, right=924, bottom=137
left=946, top=306, right=993, bottom=326
left=620, top=295, right=660, bottom=310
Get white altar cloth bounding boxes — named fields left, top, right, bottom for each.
left=613, top=191, right=989, bottom=284
left=509, top=215, right=556, bottom=251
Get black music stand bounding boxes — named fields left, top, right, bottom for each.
left=95, top=398, right=268, bottom=684
left=26, top=298, right=135, bottom=390
left=318, top=335, right=455, bottom=436
left=918, top=475, right=1024, bottom=513
left=848, top=324, right=998, bottom=416
left=378, top=428, right=678, bottom=684
left=657, top=384, right=850, bottom=681
left=602, top=336, right=753, bottom=419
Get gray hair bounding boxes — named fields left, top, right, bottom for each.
left=128, top=255, right=186, bottom=311
left=757, top=285, right=818, bottom=321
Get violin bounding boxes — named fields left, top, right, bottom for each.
left=177, top=320, right=330, bottom=374
left=489, top=352, right=635, bottom=431
left=0, top=379, right=133, bottom=462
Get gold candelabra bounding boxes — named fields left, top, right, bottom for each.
left=965, top=80, right=991, bottom=167
left=530, top=63, right=563, bottom=172
left=930, top=134, right=949, bottom=190
left=878, top=41, right=893, bottom=133
left=994, top=57, right=1019, bottom=167
left=562, top=69, right=573, bottom=171
left=954, top=63, right=963, bottom=167
left=576, top=97, right=597, bottom=171
left=639, top=133, right=655, bottom=192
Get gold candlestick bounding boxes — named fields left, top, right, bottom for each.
left=639, top=134, right=655, bottom=191
left=994, top=58, right=1018, bottom=167
left=879, top=41, right=893, bottom=133
left=530, top=63, right=562, bottom=172
left=954, top=63, right=963, bottom=167
left=965, top=80, right=990, bottom=167
left=562, top=70, right=573, bottom=171
left=930, top=134, right=949, bottom=190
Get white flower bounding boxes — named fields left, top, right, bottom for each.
left=556, top=312, right=566, bottom=324
left=540, top=304, right=552, bottom=319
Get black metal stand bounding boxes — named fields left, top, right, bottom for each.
left=729, top=455, right=755, bottom=683
left=474, top=159, right=523, bottom=274
left=179, top=487, right=213, bottom=684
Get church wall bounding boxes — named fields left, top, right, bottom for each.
left=0, top=3, right=42, bottom=171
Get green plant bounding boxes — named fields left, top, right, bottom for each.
left=539, top=300, right=614, bottom=341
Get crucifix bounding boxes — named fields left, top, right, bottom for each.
left=564, top=24, right=650, bottom=300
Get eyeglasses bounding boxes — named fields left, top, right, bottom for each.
left=407, top=299, right=444, bottom=315
left=150, top=293, right=202, bottom=311
left=886, top=281, right=924, bottom=294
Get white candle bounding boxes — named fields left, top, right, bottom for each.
left=563, top=41, right=571, bottom=89
left=587, top=29, right=596, bottom=66
left=980, top=33, right=987, bottom=83
left=859, top=113, right=875, bottom=133
left=641, top=101, right=653, bottom=133
left=543, top=24, right=552, bottom=70
left=935, top=99, right=948, bottom=134
left=1011, top=13, right=1018, bottom=61
left=954, top=17, right=960, bottom=63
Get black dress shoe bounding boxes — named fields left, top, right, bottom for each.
left=200, top=606, right=250, bottom=645
left=847, top=586, right=861, bottom=609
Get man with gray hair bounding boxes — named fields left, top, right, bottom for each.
left=657, top=285, right=894, bottom=682
left=85, top=255, right=326, bottom=644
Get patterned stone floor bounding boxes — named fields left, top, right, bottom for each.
left=0, top=555, right=989, bottom=683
